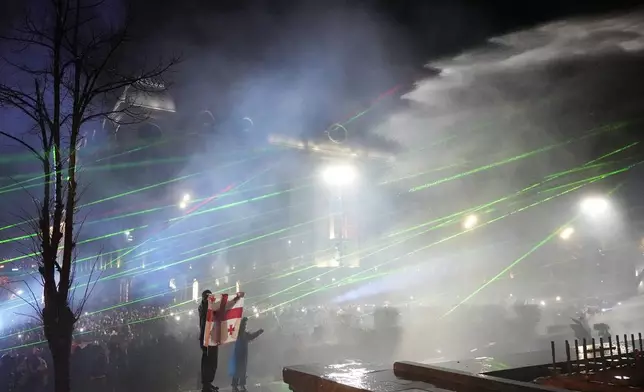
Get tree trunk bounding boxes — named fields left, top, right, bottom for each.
left=43, top=304, right=75, bottom=392
left=51, top=340, right=72, bottom=392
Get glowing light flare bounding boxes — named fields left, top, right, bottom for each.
left=462, top=214, right=478, bottom=230
left=178, top=193, right=191, bottom=209
left=559, top=226, right=574, bottom=240
left=321, top=164, right=357, bottom=186
left=580, top=196, right=610, bottom=218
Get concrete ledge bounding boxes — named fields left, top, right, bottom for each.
left=283, top=362, right=455, bottom=392
left=394, top=361, right=567, bottom=392
left=282, top=361, right=571, bottom=392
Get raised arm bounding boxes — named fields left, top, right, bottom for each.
left=247, top=328, right=264, bottom=341
left=225, top=292, right=244, bottom=310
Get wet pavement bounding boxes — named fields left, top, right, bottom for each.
left=283, top=360, right=457, bottom=392
left=188, top=350, right=580, bottom=391
left=282, top=359, right=569, bottom=392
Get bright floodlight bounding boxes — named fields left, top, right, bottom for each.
left=559, top=226, right=574, bottom=240
left=556, top=296, right=562, bottom=302
left=462, top=214, right=478, bottom=230
left=179, top=201, right=188, bottom=209
left=322, top=164, right=357, bottom=186
left=182, top=193, right=191, bottom=202
left=580, top=196, right=609, bottom=218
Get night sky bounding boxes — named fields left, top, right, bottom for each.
left=123, top=0, right=644, bottom=149
left=1, top=0, right=642, bottom=140
left=2, top=0, right=644, bottom=254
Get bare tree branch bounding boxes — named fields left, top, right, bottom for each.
left=2, top=281, right=42, bottom=318
left=72, top=250, right=102, bottom=321
left=0, top=1, right=177, bottom=389
left=0, top=131, right=43, bottom=160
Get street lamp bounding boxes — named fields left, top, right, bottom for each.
left=559, top=226, right=574, bottom=240
left=321, top=163, right=358, bottom=268
left=580, top=196, right=609, bottom=218
left=462, top=214, right=478, bottom=230
left=321, top=164, right=357, bottom=187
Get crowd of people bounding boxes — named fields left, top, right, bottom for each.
left=0, top=294, right=612, bottom=392
left=0, top=298, right=342, bottom=392
left=0, top=305, right=193, bottom=392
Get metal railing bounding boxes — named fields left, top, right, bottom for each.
left=550, top=332, right=644, bottom=375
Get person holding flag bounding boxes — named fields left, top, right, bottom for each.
left=198, top=289, right=244, bottom=392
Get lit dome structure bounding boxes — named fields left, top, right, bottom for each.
left=104, top=79, right=177, bottom=145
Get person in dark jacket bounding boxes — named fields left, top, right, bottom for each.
left=228, top=317, right=264, bottom=392
left=199, top=289, right=244, bottom=392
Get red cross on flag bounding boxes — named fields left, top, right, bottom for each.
left=203, top=293, right=244, bottom=347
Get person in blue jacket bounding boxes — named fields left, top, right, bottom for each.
left=229, top=317, right=264, bottom=392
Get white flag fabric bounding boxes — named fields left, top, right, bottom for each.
left=203, top=293, right=244, bottom=347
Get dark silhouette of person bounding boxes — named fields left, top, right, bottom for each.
left=228, top=317, right=264, bottom=391
left=198, top=289, right=244, bottom=392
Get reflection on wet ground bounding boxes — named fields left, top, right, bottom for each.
left=283, top=355, right=574, bottom=392
left=325, top=360, right=374, bottom=390
left=285, top=360, right=457, bottom=392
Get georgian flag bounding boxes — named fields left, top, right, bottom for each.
left=203, top=293, right=244, bottom=347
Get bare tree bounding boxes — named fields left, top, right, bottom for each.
left=0, top=1, right=177, bottom=391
